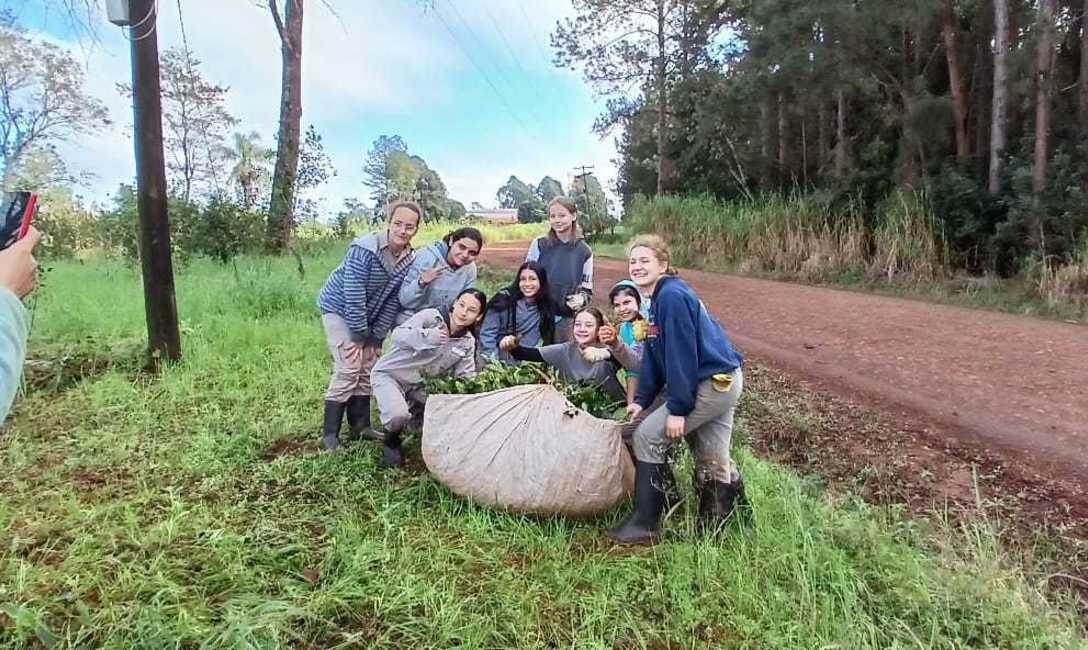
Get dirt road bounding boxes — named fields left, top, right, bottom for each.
left=483, top=243, right=1088, bottom=498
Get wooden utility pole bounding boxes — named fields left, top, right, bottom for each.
left=572, top=164, right=600, bottom=214
left=129, top=0, right=182, bottom=364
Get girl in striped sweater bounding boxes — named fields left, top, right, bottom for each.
left=316, top=200, right=422, bottom=451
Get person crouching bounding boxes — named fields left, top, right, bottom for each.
left=370, top=288, right=488, bottom=467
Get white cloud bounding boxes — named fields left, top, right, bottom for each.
left=27, top=0, right=619, bottom=214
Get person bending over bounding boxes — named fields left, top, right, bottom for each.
left=316, top=200, right=422, bottom=451
left=607, top=235, right=747, bottom=546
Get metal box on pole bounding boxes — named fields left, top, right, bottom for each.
left=106, top=0, right=131, bottom=26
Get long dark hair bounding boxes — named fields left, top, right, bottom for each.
left=448, top=287, right=488, bottom=339
left=487, top=261, right=557, bottom=344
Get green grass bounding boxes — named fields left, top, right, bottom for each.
left=0, top=250, right=1084, bottom=648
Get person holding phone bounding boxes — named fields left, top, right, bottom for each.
left=0, top=226, right=42, bottom=424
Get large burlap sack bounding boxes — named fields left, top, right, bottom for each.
left=421, top=384, right=635, bottom=516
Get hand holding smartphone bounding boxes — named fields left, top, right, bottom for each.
left=0, top=192, right=42, bottom=298
left=0, top=192, right=38, bottom=251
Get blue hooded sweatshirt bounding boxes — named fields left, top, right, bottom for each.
left=635, top=275, right=743, bottom=416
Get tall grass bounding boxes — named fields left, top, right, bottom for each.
left=625, top=192, right=948, bottom=283
left=869, top=189, right=949, bottom=281
left=1031, top=234, right=1088, bottom=311
left=0, top=254, right=1083, bottom=647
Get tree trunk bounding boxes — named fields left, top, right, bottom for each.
left=760, top=98, right=770, bottom=175
left=818, top=99, right=829, bottom=171
left=943, top=0, right=970, bottom=160
left=0, top=145, right=25, bottom=190
left=989, top=0, right=1009, bottom=194
left=130, top=0, right=181, bottom=364
left=835, top=89, right=849, bottom=178
left=973, top=0, right=994, bottom=178
left=655, top=0, right=668, bottom=195
left=777, top=92, right=788, bottom=181
left=1079, top=0, right=1088, bottom=139
left=267, top=0, right=303, bottom=252
left=1032, top=0, right=1058, bottom=205
left=801, top=106, right=808, bottom=187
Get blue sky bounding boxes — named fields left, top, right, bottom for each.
left=5, top=0, right=620, bottom=212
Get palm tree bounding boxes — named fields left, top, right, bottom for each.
left=223, top=132, right=272, bottom=209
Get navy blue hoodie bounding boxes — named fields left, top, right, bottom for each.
left=635, top=275, right=743, bottom=416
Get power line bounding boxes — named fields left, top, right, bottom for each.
left=478, top=2, right=553, bottom=127
left=431, top=4, right=550, bottom=157
left=442, top=2, right=545, bottom=131
left=573, top=164, right=606, bottom=217
left=120, top=0, right=159, bottom=42
left=517, top=2, right=554, bottom=69
left=480, top=3, right=531, bottom=86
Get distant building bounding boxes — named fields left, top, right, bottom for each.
left=467, top=208, right=518, bottom=224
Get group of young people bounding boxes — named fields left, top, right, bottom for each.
left=317, top=196, right=748, bottom=545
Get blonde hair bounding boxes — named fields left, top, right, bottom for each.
left=627, top=234, right=677, bottom=275
left=386, top=199, right=424, bottom=224
left=546, top=196, right=584, bottom=241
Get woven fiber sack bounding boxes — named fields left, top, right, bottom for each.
left=421, top=384, right=635, bottom=516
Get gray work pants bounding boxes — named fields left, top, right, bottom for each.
left=632, top=369, right=744, bottom=484
left=370, top=373, right=427, bottom=434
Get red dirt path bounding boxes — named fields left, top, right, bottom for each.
left=483, top=243, right=1088, bottom=504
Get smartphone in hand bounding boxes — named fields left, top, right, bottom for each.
left=0, top=192, right=38, bottom=251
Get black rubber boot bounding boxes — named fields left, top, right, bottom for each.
left=407, top=400, right=425, bottom=431
left=652, top=463, right=678, bottom=509
left=605, top=461, right=669, bottom=546
left=321, top=401, right=346, bottom=451
left=344, top=396, right=380, bottom=442
left=698, top=476, right=749, bottom=527
left=380, top=430, right=405, bottom=467
left=624, top=444, right=676, bottom=507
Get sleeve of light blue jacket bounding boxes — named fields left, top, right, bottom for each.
left=477, top=308, right=504, bottom=357
left=0, top=288, right=29, bottom=425
left=398, top=247, right=438, bottom=311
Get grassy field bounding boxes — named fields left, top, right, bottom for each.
left=0, top=241, right=1084, bottom=648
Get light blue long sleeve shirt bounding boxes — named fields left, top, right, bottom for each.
left=0, top=288, right=28, bottom=424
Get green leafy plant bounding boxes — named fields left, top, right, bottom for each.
left=424, top=361, right=624, bottom=420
